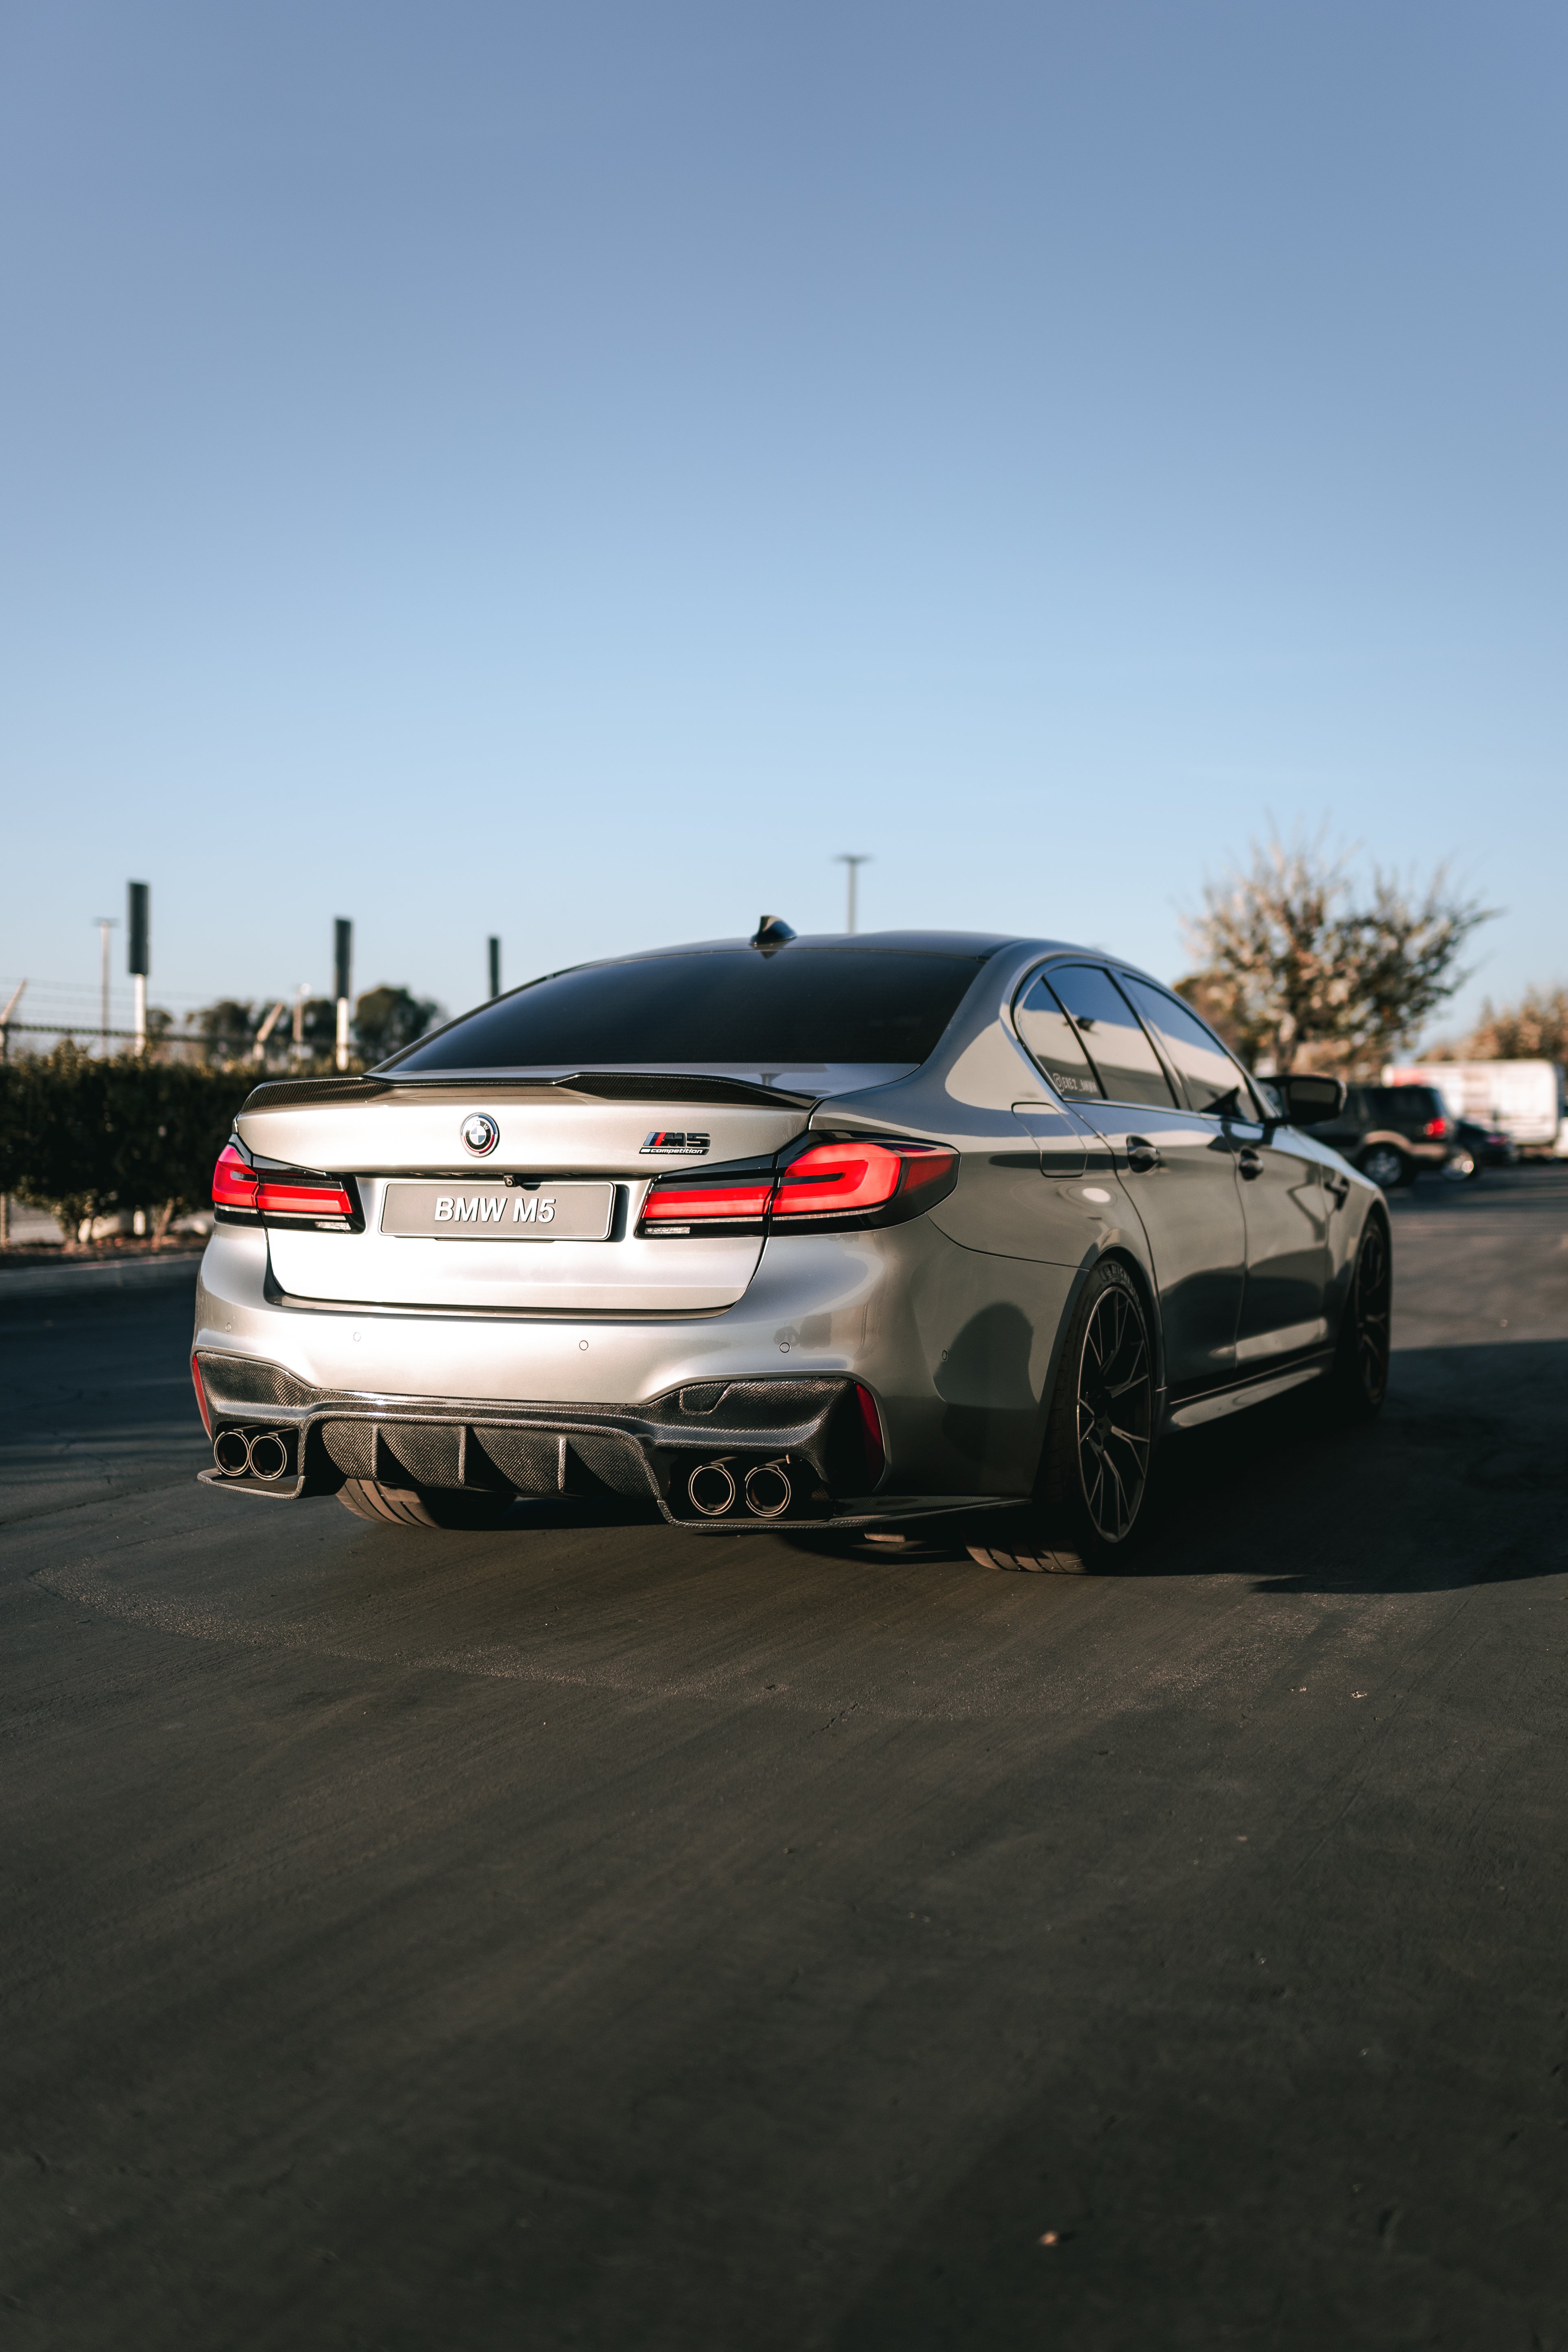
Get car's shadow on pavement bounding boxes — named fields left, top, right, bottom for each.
left=1162, top=1337, right=1568, bottom=1595
left=786, top=1337, right=1568, bottom=1597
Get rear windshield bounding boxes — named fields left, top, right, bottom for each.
left=387, top=949, right=988, bottom=1072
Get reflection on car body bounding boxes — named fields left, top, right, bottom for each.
left=192, top=923, right=1391, bottom=1571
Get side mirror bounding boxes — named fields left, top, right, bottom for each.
left=1273, top=1074, right=1346, bottom=1126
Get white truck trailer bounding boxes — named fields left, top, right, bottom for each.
left=1383, top=1059, right=1568, bottom=1153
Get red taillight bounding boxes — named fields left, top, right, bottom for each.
left=772, top=1142, right=903, bottom=1217
left=639, top=1137, right=958, bottom=1236
left=256, top=1176, right=356, bottom=1219
left=772, top=1140, right=957, bottom=1221
left=640, top=1176, right=775, bottom=1228
left=213, top=1141, right=353, bottom=1221
left=1424, top=1118, right=1448, bottom=1139
left=190, top=1354, right=212, bottom=1436
left=213, top=1142, right=260, bottom=1210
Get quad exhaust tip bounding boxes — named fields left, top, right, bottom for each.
left=743, top=1462, right=792, bottom=1518
left=212, top=1426, right=293, bottom=1482
left=248, top=1431, right=290, bottom=1482
left=686, top=1456, right=794, bottom=1519
left=688, top=1459, right=738, bottom=1517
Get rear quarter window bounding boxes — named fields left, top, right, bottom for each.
left=1014, top=977, right=1105, bottom=1100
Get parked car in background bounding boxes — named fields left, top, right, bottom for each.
left=1440, top=1110, right=1520, bottom=1183
left=1385, top=1059, right=1568, bottom=1155
left=1312, top=1083, right=1455, bottom=1189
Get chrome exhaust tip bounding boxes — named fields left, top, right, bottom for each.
left=247, top=1430, right=290, bottom=1483
left=213, top=1428, right=251, bottom=1476
left=743, top=1461, right=792, bottom=1519
left=688, top=1459, right=738, bottom=1517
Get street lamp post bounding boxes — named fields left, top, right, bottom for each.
left=127, top=881, right=150, bottom=1053
left=835, top=854, right=871, bottom=935
left=94, top=918, right=117, bottom=1050
left=292, top=985, right=312, bottom=1060
left=334, top=919, right=353, bottom=1072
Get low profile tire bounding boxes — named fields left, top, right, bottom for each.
left=336, top=1477, right=515, bottom=1530
left=1358, top=1142, right=1409, bottom=1190
left=968, top=1258, right=1156, bottom=1574
left=1326, top=1213, right=1392, bottom=1423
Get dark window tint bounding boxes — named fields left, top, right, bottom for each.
left=1015, top=976, right=1105, bottom=1100
left=1048, top=966, right=1175, bottom=1109
left=1119, top=977, right=1254, bottom=1116
left=388, top=949, right=985, bottom=1071
left=1371, top=1085, right=1443, bottom=1122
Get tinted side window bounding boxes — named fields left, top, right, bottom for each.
left=1015, top=975, right=1105, bottom=1101
left=1119, top=977, right=1254, bottom=1116
left=1048, top=966, right=1175, bottom=1109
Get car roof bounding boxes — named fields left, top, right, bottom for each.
left=553, top=928, right=1125, bottom=970
left=574, top=928, right=1019, bottom=963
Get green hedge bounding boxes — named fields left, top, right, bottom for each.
left=0, top=1046, right=252, bottom=1242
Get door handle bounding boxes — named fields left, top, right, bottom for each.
left=1325, top=1170, right=1351, bottom=1207
left=1238, top=1147, right=1264, bottom=1180
left=1125, top=1137, right=1162, bottom=1173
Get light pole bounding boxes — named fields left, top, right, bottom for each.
left=334, top=919, right=352, bottom=1072
left=127, top=881, right=150, bottom=1053
left=488, top=936, right=501, bottom=999
left=292, top=985, right=312, bottom=1060
left=94, top=918, right=117, bottom=1049
left=835, top=854, right=871, bottom=935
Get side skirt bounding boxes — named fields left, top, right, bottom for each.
left=1162, top=1352, right=1333, bottom=1433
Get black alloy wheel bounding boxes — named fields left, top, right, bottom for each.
left=1329, top=1214, right=1392, bottom=1421
left=969, top=1260, right=1155, bottom=1574
left=1074, top=1278, right=1155, bottom=1543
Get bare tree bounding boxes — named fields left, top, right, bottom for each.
left=1334, top=868, right=1496, bottom=1069
left=1431, top=984, right=1568, bottom=1063
left=1181, top=830, right=1494, bottom=1074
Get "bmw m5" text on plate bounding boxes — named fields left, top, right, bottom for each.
left=380, top=1182, right=615, bottom=1240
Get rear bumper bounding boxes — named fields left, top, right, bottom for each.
left=191, top=1355, right=1014, bottom=1529
left=192, top=1219, right=1073, bottom=1522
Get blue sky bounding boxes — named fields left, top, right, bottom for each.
left=2, top=1, right=1563, bottom=1035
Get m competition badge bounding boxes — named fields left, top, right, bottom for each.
left=640, top=1131, right=710, bottom=1156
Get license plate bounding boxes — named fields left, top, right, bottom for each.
left=380, top=1181, right=615, bottom=1241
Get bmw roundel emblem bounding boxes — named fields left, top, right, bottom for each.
left=461, top=1113, right=500, bottom=1157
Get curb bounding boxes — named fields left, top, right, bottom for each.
left=0, top=1251, right=205, bottom=1301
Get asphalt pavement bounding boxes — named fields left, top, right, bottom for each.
left=4, top=1169, right=1567, bottom=2351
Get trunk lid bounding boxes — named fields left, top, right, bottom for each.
left=236, top=1077, right=812, bottom=1313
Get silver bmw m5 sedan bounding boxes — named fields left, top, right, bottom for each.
left=191, top=920, right=1389, bottom=1571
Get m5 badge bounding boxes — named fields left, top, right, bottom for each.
left=641, top=1131, right=710, bottom=1156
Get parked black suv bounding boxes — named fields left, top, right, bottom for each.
left=1315, top=1084, right=1454, bottom=1188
